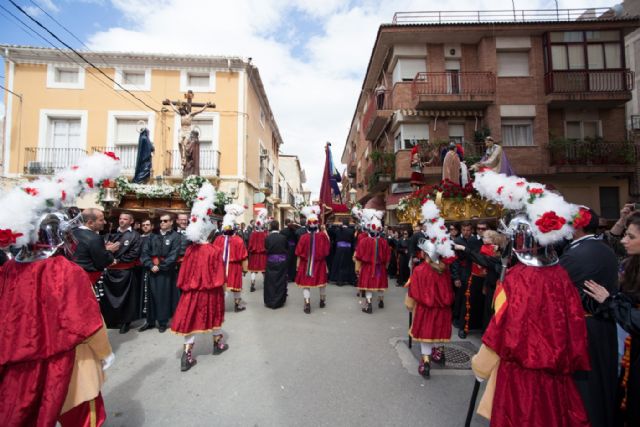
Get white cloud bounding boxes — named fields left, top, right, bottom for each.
left=86, top=0, right=615, bottom=196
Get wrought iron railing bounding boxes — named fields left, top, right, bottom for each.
left=165, top=149, right=221, bottom=177
left=361, top=90, right=393, bottom=135
left=412, top=72, right=495, bottom=97
left=92, top=145, right=137, bottom=175
left=545, top=70, right=634, bottom=93
left=392, top=8, right=617, bottom=25
left=548, top=140, right=637, bottom=166
left=23, top=147, right=87, bottom=175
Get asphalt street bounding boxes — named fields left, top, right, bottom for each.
left=103, top=275, right=489, bottom=427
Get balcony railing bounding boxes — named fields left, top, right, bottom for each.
left=392, top=8, right=616, bottom=25
left=548, top=140, right=637, bottom=166
left=165, top=149, right=221, bottom=177
left=361, top=90, right=393, bottom=137
left=545, top=70, right=634, bottom=94
left=412, top=72, right=495, bottom=96
left=23, top=147, right=87, bottom=175
left=92, top=145, right=137, bottom=175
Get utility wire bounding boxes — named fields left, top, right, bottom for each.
left=26, top=0, right=164, bottom=108
left=0, top=83, right=22, bottom=99
left=0, top=6, right=146, bottom=112
left=9, top=0, right=159, bottom=112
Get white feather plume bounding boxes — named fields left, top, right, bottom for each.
left=185, top=182, right=217, bottom=243
left=420, top=200, right=455, bottom=260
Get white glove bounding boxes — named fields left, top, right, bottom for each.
left=474, top=376, right=485, bottom=383
left=102, top=353, right=115, bottom=371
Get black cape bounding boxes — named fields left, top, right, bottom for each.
left=560, top=237, right=619, bottom=427
left=101, top=228, right=142, bottom=327
left=264, top=232, right=288, bottom=309
left=280, top=225, right=298, bottom=282
left=140, top=230, right=181, bottom=325
left=328, top=226, right=356, bottom=285
left=70, top=228, right=114, bottom=272
left=396, top=237, right=410, bottom=286
left=133, top=128, right=154, bottom=183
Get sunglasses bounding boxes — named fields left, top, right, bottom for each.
left=477, top=227, right=487, bottom=231
left=160, top=219, right=171, bottom=223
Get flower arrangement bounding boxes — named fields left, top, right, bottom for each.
left=177, top=175, right=207, bottom=207
left=397, top=179, right=476, bottom=212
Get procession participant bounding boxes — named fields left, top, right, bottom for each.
left=471, top=169, right=589, bottom=426
left=560, top=207, right=619, bottom=427
left=329, top=218, right=357, bottom=286
left=139, top=213, right=182, bottom=333
left=396, top=229, right=411, bottom=287
left=280, top=218, right=299, bottom=282
left=247, top=208, right=268, bottom=292
left=71, top=208, right=120, bottom=285
left=101, top=212, right=142, bottom=334
left=213, top=204, right=248, bottom=312
left=264, top=219, right=289, bottom=309
left=405, top=200, right=456, bottom=377
left=355, top=210, right=390, bottom=314
left=295, top=206, right=330, bottom=314
left=451, top=222, right=481, bottom=332
left=295, top=217, right=308, bottom=240
left=469, top=136, right=514, bottom=176
left=171, top=183, right=228, bottom=372
left=138, top=218, right=153, bottom=321
left=0, top=152, right=120, bottom=426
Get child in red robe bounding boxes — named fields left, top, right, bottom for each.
left=355, top=209, right=390, bottom=313
left=247, top=208, right=268, bottom=292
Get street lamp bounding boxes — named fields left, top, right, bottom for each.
left=349, top=188, right=357, bottom=206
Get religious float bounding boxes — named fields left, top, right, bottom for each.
left=396, top=179, right=502, bottom=226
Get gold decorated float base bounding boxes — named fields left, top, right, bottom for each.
left=118, top=193, right=188, bottom=212
left=396, top=192, right=502, bottom=226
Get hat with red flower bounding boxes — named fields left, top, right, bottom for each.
left=185, top=182, right=217, bottom=243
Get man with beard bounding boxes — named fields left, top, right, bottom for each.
left=264, top=220, right=289, bottom=309
left=560, top=207, right=619, bottom=427
left=139, top=213, right=181, bottom=333
left=329, top=218, right=356, bottom=286
left=101, top=212, right=142, bottom=334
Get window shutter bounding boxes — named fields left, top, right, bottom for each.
left=497, top=52, right=529, bottom=76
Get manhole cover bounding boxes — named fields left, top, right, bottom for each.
left=407, top=340, right=478, bottom=370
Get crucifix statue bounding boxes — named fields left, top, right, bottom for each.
left=163, top=90, right=216, bottom=177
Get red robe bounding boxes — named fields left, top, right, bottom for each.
left=171, top=244, right=225, bottom=335
left=0, top=256, right=104, bottom=427
left=212, top=234, right=248, bottom=292
left=482, top=264, right=590, bottom=427
left=408, top=262, right=454, bottom=342
left=295, top=231, right=330, bottom=287
left=247, top=230, right=267, bottom=272
left=355, top=235, right=391, bottom=291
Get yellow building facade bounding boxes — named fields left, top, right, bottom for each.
left=1, top=45, right=287, bottom=223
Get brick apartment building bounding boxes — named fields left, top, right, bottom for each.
left=341, top=7, right=640, bottom=223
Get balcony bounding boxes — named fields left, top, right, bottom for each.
left=548, top=139, right=638, bottom=173
left=366, top=151, right=395, bottom=193
left=92, top=146, right=137, bottom=175
left=362, top=90, right=394, bottom=142
left=545, top=70, right=634, bottom=106
left=412, top=72, right=495, bottom=109
left=260, top=169, right=274, bottom=195
left=23, top=147, right=87, bottom=175
left=394, top=142, right=485, bottom=182
left=164, top=149, right=221, bottom=177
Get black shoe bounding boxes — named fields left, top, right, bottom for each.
left=319, top=299, right=326, bottom=308
left=138, top=323, right=155, bottom=332
left=458, top=329, right=467, bottom=339
left=180, top=352, right=196, bottom=372
left=234, top=303, right=246, bottom=312
left=378, top=300, right=384, bottom=309
left=158, top=325, right=167, bottom=333
left=419, top=359, right=431, bottom=378
left=362, top=303, right=373, bottom=314
left=304, top=302, right=311, bottom=314
left=250, top=283, right=256, bottom=292
left=119, top=323, right=130, bottom=334
left=213, top=340, right=229, bottom=355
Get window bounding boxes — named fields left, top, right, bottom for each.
left=192, top=118, right=214, bottom=145
left=46, top=64, right=85, bottom=89
left=501, top=119, right=533, bottom=146
left=599, top=187, right=620, bottom=219
left=115, top=68, right=151, bottom=91
left=37, top=110, right=88, bottom=173
left=565, top=120, right=602, bottom=140
left=123, top=71, right=145, bottom=85
left=49, top=118, right=81, bottom=149
left=115, top=119, right=144, bottom=145
left=546, top=31, right=624, bottom=72
left=180, top=70, right=216, bottom=92
left=392, top=58, right=427, bottom=84
left=260, top=107, right=266, bottom=128
left=448, top=124, right=465, bottom=143
left=394, top=123, right=429, bottom=152
left=108, top=111, right=155, bottom=147
left=497, top=52, right=530, bottom=77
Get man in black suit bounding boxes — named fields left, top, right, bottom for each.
left=264, top=220, right=289, bottom=309
left=559, top=208, right=619, bottom=427
left=451, top=222, right=482, bottom=330
left=71, top=208, right=119, bottom=283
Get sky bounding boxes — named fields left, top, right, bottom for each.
left=0, top=0, right=618, bottom=195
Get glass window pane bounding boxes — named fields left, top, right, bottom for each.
left=188, top=73, right=209, bottom=87
left=498, top=51, right=530, bottom=76
left=449, top=124, right=465, bottom=138
left=566, top=121, right=581, bottom=139
left=568, top=45, right=585, bottom=70
left=586, top=31, right=620, bottom=42
left=56, top=68, right=79, bottom=83
left=192, top=118, right=214, bottom=144
left=588, top=45, right=604, bottom=69
left=550, top=31, right=583, bottom=42
left=604, top=44, right=622, bottom=69
left=123, top=71, right=145, bottom=85
left=552, top=46, right=568, bottom=70
left=116, top=119, right=143, bottom=145
left=583, top=121, right=599, bottom=139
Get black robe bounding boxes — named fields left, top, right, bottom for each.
left=133, top=128, right=154, bottom=183
left=451, top=234, right=481, bottom=326
left=264, top=231, right=289, bottom=309
left=387, top=236, right=398, bottom=278
left=280, top=225, right=298, bottom=282
left=560, top=236, right=619, bottom=427
left=100, top=228, right=142, bottom=327
left=463, top=246, right=502, bottom=330
left=138, top=234, right=152, bottom=316
left=396, top=237, right=410, bottom=286
left=328, top=226, right=356, bottom=285
left=70, top=228, right=114, bottom=273
left=140, top=230, right=181, bottom=326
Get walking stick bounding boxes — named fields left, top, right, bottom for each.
left=464, top=380, right=481, bottom=427
left=408, top=312, right=413, bottom=348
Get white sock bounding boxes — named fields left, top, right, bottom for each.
left=233, top=291, right=242, bottom=302
left=319, top=287, right=326, bottom=299
left=378, top=291, right=384, bottom=300
left=251, top=272, right=257, bottom=283
left=420, top=343, right=434, bottom=356
left=365, top=291, right=373, bottom=300
left=184, top=335, right=195, bottom=345
left=303, top=288, right=311, bottom=299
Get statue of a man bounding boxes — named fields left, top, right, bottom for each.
left=181, top=129, right=201, bottom=177
left=165, top=91, right=212, bottom=175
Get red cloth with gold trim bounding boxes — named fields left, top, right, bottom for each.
left=57, top=393, right=106, bottom=427
left=482, top=263, right=590, bottom=427
left=171, top=243, right=225, bottom=334
left=355, top=235, right=391, bottom=291
left=0, top=256, right=104, bottom=427
left=408, top=261, right=454, bottom=341
left=247, top=230, right=267, bottom=272
left=295, top=231, right=330, bottom=287
left=212, top=234, right=247, bottom=292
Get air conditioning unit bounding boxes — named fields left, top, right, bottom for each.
left=260, top=148, right=268, bottom=158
